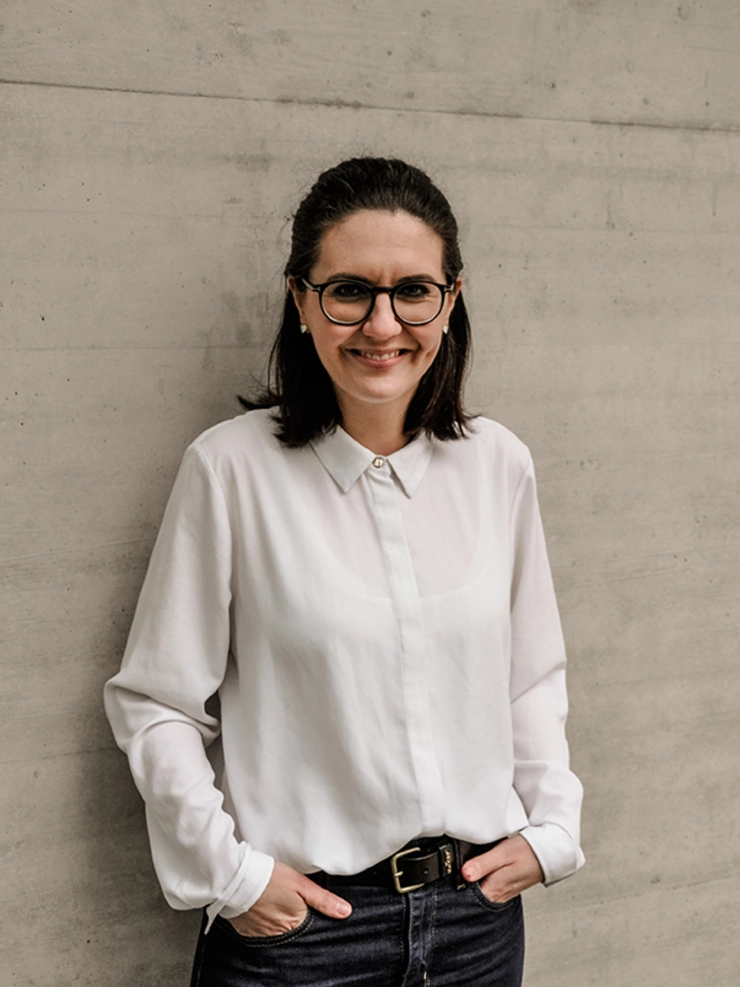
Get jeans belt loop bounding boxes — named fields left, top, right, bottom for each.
left=454, top=838, right=468, bottom=890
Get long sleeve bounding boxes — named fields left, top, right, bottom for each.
left=507, top=455, right=586, bottom=884
left=104, top=442, right=273, bottom=925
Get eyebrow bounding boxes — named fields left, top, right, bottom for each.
left=320, top=273, right=443, bottom=285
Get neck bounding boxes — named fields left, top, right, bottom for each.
left=337, top=397, right=409, bottom=456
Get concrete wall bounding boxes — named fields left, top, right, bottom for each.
left=2, top=2, right=739, bottom=983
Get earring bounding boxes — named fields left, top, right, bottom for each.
left=442, top=324, right=449, bottom=335
left=300, top=324, right=309, bottom=334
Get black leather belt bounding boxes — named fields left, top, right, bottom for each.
left=314, top=836, right=503, bottom=894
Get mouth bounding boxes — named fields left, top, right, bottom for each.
left=348, top=348, right=407, bottom=363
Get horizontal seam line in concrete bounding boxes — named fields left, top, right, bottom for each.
left=0, top=745, right=121, bottom=766
left=5, top=216, right=740, bottom=235
left=582, top=874, right=738, bottom=903
left=1, top=344, right=257, bottom=352
left=0, top=539, right=151, bottom=564
left=1, top=77, right=739, bottom=137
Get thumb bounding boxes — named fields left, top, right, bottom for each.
left=299, top=877, right=353, bottom=919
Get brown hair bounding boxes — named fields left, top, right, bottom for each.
left=242, top=157, right=472, bottom=446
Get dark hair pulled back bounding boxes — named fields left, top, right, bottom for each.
left=242, top=157, right=472, bottom=446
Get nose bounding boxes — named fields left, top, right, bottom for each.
left=361, top=291, right=402, bottom=339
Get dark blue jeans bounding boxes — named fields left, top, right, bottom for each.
left=189, top=876, right=524, bottom=986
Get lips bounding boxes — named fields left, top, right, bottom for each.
left=341, top=345, right=417, bottom=376
left=349, top=349, right=406, bottom=361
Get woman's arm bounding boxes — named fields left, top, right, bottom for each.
left=466, top=453, right=585, bottom=899
left=105, top=440, right=352, bottom=930
left=104, top=442, right=273, bottom=926
left=506, top=454, right=585, bottom=884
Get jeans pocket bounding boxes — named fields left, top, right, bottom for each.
left=469, top=882, right=519, bottom=913
left=214, top=908, right=315, bottom=947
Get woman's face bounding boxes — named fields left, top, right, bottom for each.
left=290, top=209, right=461, bottom=426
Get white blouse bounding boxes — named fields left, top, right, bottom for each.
left=104, top=409, right=584, bottom=928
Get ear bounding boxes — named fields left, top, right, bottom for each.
left=446, top=276, right=463, bottom=314
left=288, top=276, right=310, bottom=325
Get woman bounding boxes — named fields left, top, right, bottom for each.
left=105, top=157, right=584, bottom=987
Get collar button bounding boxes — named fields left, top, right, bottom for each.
left=372, top=457, right=385, bottom=469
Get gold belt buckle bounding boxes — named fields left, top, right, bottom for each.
left=391, top=846, right=424, bottom=893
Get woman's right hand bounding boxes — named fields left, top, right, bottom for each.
left=226, top=860, right=352, bottom=937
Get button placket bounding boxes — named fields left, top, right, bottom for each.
left=364, top=464, right=445, bottom=835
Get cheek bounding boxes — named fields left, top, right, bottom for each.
left=311, top=325, right=351, bottom=363
left=419, top=331, right=443, bottom=360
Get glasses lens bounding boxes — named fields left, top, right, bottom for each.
left=321, top=282, right=373, bottom=324
left=392, top=282, right=444, bottom=324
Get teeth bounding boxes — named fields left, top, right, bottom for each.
left=357, top=350, right=400, bottom=361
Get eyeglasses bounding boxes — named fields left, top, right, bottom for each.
left=299, top=277, right=453, bottom=326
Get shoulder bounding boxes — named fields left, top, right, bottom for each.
left=463, top=416, right=533, bottom=472
left=428, top=417, right=534, bottom=501
left=187, top=409, right=280, bottom=464
left=172, top=410, right=286, bottom=492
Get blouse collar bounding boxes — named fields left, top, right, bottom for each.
left=311, top=426, right=434, bottom=498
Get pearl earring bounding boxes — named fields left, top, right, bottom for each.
left=300, top=324, right=309, bottom=334
left=442, top=324, right=449, bottom=335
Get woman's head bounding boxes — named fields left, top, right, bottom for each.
left=245, top=157, right=472, bottom=446
left=285, top=157, right=464, bottom=286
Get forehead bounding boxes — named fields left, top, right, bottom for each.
left=314, top=209, right=445, bottom=276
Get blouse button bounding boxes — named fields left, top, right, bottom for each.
left=372, top=457, right=385, bottom=468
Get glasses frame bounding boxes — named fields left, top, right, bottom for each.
left=299, top=276, right=454, bottom=327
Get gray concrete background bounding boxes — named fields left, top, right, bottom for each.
left=2, top=2, right=739, bottom=984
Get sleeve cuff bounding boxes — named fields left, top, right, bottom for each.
left=518, top=822, right=585, bottom=886
left=205, top=849, right=275, bottom=931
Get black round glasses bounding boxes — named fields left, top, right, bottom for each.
left=299, top=277, right=453, bottom=326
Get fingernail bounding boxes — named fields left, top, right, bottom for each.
left=337, top=902, right=351, bottom=917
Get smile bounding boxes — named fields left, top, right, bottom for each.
left=349, top=349, right=406, bottom=362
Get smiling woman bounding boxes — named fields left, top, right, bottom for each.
left=242, top=157, right=473, bottom=451
left=104, top=157, right=584, bottom=987
left=289, top=209, right=461, bottom=453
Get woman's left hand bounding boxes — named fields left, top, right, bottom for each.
left=460, top=835, right=544, bottom=905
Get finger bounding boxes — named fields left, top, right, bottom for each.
left=461, top=844, right=508, bottom=884
left=299, top=878, right=352, bottom=919
left=227, top=895, right=308, bottom=937
left=474, top=850, right=544, bottom=902
left=478, top=873, right=511, bottom=904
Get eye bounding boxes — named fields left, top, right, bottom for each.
left=395, top=282, right=433, bottom=299
left=324, top=281, right=369, bottom=300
